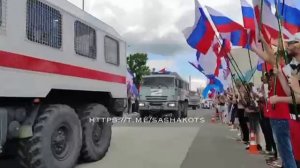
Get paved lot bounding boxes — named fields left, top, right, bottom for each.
left=0, top=109, right=268, bottom=168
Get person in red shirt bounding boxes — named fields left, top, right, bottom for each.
left=252, top=37, right=297, bottom=168
left=268, top=38, right=300, bottom=168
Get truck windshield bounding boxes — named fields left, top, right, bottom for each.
left=143, top=77, right=174, bottom=88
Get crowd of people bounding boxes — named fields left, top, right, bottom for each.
left=213, top=35, right=300, bottom=168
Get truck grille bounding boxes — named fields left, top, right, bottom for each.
left=146, top=96, right=167, bottom=101
left=150, top=102, right=163, bottom=106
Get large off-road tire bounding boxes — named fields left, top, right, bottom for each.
left=173, top=102, right=182, bottom=119
left=182, top=102, right=188, bottom=118
left=79, top=104, right=112, bottom=162
left=18, top=105, right=82, bottom=168
left=140, top=110, right=149, bottom=119
left=0, top=140, right=18, bottom=159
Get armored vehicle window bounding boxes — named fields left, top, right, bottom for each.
left=26, top=0, right=62, bottom=49
left=143, top=77, right=174, bottom=88
left=105, top=36, right=119, bottom=65
left=75, top=21, right=96, bottom=58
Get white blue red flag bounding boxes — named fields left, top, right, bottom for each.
left=183, top=0, right=215, bottom=54
left=206, top=6, right=244, bottom=33
left=230, top=30, right=248, bottom=47
left=188, top=61, right=204, bottom=73
left=257, top=58, right=265, bottom=71
left=264, top=0, right=277, bottom=14
left=241, top=0, right=256, bottom=31
left=189, top=45, right=218, bottom=75
left=213, top=39, right=231, bottom=76
left=254, top=1, right=292, bottom=45
left=278, top=0, right=300, bottom=35
left=240, top=0, right=256, bottom=44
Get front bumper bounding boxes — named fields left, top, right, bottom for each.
left=189, top=102, right=200, bottom=106
left=139, top=102, right=178, bottom=113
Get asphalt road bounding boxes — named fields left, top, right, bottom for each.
left=0, top=108, right=268, bottom=168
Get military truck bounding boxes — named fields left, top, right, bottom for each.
left=188, top=91, right=201, bottom=110
left=0, top=0, right=127, bottom=167
left=139, top=72, right=189, bottom=118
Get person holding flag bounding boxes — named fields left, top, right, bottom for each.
left=267, top=37, right=300, bottom=168
left=252, top=35, right=298, bottom=168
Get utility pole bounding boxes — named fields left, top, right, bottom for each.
left=82, top=0, right=85, bottom=11
left=189, top=76, right=191, bottom=91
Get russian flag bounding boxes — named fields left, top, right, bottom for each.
left=206, top=74, right=224, bottom=92
left=183, top=0, right=215, bottom=54
left=240, top=0, right=256, bottom=43
left=219, top=39, right=231, bottom=57
left=241, top=0, right=256, bottom=31
left=196, top=51, right=201, bottom=61
left=278, top=0, right=300, bottom=35
left=189, top=52, right=204, bottom=73
left=212, top=40, right=231, bottom=77
left=254, top=2, right=292, bottom=45
left=206, top=6, right=244, bottom=33
left=264, top=0, right=277, bottom=14
left=189, top=61, right=204, bottom=73
left=191, top=45, right=218, bottom=75
left=230, top=30, right=248, bottom=47
left=220, top=29, right=248, bottom=48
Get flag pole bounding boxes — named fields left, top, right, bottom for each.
left=246, top=30, right=254, bottom=82
left=214, top=35, right=245, bottom=81
left=214, top=35, right=251, bottom=94
left=258, top=0, right=274, bottom=111
left=200, top=1, right=246, bottom=85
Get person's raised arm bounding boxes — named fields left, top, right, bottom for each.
left=259, top=35, right=276, bottom=61
left=251, top=42, right=276, bottom=65
left=273, top=64, right=291, bottom=96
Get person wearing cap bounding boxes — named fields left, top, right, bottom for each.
left=251, top=35, right=297, bottom=168
left=267, top=36, right=300, bottom=168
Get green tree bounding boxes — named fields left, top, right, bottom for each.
left=127, top=53, right=151, bottom=88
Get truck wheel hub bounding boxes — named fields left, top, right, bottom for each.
left=51, top=124, right=70, bottom=160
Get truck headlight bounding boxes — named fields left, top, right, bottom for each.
left=139, top=103, right=145, bottom=107
left=168, top=103, right=176, bottom=107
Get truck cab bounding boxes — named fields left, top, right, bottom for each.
left=139, top=72, right=189, bottom=118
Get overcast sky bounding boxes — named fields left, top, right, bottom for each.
left=67, top=0, right=241, bottom=90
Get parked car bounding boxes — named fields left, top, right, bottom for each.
left=201, top=99, right=212, bottom=109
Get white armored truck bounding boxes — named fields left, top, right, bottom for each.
left=0, top=0, right=127, bottom=167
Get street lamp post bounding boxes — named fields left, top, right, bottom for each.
left=82, top=0, right=85, bottom=11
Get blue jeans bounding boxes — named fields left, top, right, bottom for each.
left=270, top=119, right=297, bottom=168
